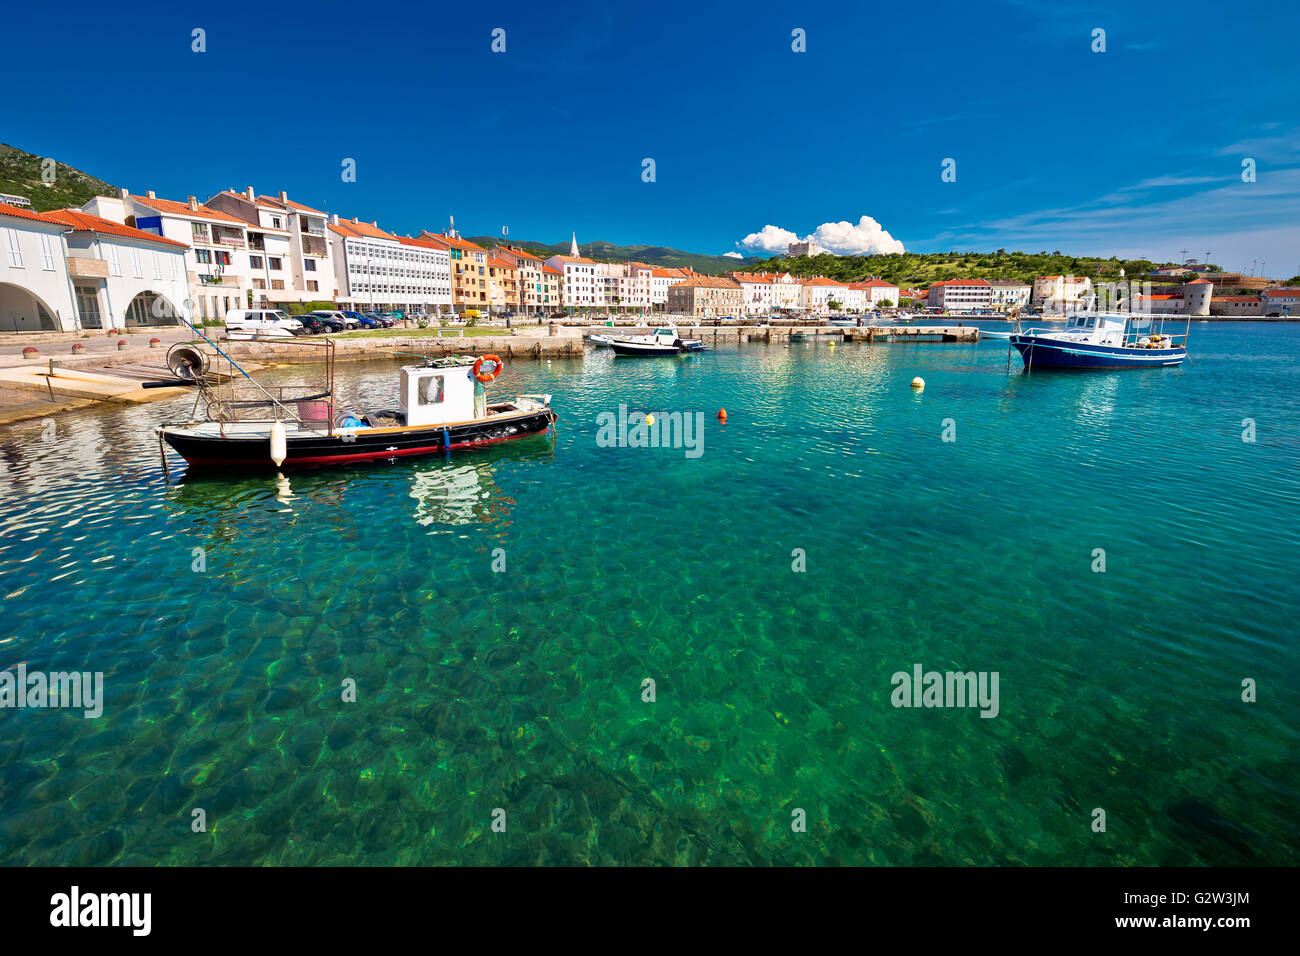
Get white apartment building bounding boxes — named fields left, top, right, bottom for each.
left=545, top=254, right=600, bottom=312
left=207, top=189, right=337, bottom=305
left=651, top=267, right=690, bottom=312
left=770, top=272, right=803, bottom=312
left=1261, top=287, right=1300, bottom=315
left=989, top=280, right=1032, bottom=313
left=329, top=217, right=451, bottom=315
left=0, top=202, right=78, bottom=331
left=600, top=261, right=652, bottom=313
left=800, top=277, right=846, bottom=314
left=849, top=278, right=900, bottom=308
left=730, top=272, right=774, bottom=315
left=927, top=279, right=993, bottom=312
left=44, top=209, right=189, bottom=329
left=83, top=190, right=252, bottom=322
left=1033, top=275, right=1092, bottom=311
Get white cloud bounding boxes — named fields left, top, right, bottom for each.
left=738, top=216, right=905, bottom=256
left=722, top=251, right=743, bottom=259
left=738, top=224, right=800, bottom=254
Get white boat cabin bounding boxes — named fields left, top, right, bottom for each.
left=399, top=362, right=486, bottom=426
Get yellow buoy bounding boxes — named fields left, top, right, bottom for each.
left=269, top=420, right=287, bottom=466
left=646, top=413, right=655, bottom=426
left=911, top=376, right=925, bottom=390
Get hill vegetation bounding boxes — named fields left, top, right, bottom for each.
left=0, top=144, right=117, bottom=212
left=467, top=236, right=760, bottom=274
left=737, top=250, right=1204, bottom=287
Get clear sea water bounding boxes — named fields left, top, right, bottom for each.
left=1, top=323, right=1296, bottom=866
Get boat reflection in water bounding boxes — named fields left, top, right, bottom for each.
left=163, top=437, right=555, bottom=533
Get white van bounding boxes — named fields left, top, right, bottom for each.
left=225, top=309, right=306, bottom=339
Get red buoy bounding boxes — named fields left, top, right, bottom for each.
left=717, top=408, right=727, bottom=422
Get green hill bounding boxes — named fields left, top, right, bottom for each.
left=740, top=250, right=1194, bottom=287
left=467, top=236, right=759, bottom=274
left=0, top=144, right=118, bottom=212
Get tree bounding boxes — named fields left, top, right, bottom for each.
left=878, top=298, right=894, bottom=308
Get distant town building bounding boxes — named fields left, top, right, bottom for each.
left=0, top=193, right=32, bottom=209
left=651, top=267, right=692, bottom=312
left=1033, top=275, right=1092, bottom=311
left=1261, top=287, right=1300, bottom=315
left=1209, top=295, right=1263, bottom=317
left=667, top=275, right=742, bottom=319
left=849, top=277, right=901, bottom=308
left=1133, top=277, right=1212, bottom=316
left=787, top=239, right=824, bottom=258
left=544, top=253, right=600, bottom=312
left=799, top=276, right=848, bottom=314
left=988, top=280, right=1032, bottom=313
left=493, top=246, right=545, bottom=315
left=927, top=278, right=992, bottom=312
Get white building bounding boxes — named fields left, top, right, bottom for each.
left=787, top=239, right=825, bottom=257
left=927, top=279, right=993, bottom=313
left=800, top=277, right=847, bottom=314
left=1033, top=274, right=1092, bottom=311
left=82, top=190, right=253, bottom=323
left=730, top=272, right=773, bottom=315
left=651, top=267, right=691, bottom=312
left=989, top=280, right=1032, bottom=313
left=1261, top=287, right=1300, bottom=315
left=207, top=188, right=337, bottom=305
left=329, top=217, right=451, bottom=315
left=0, top=202, right=78, bottom=331
left=545, top=254, right=601, bottom=312
left=849, top=278, right=900, bottom=309
left=43, top=209, right=189, bottom=329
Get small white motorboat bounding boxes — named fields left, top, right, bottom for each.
left=608, top=325, right=706, bottom=356
left=589, top=334, right=616, bottom=347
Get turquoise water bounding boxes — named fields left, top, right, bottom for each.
left=1, top=324, right=1297, bottom=865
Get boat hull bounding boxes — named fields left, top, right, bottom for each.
left=608, top=341, right=683, bottom=356
left=162, top=409, right=555, bottom=469
left=1010, top=335, right=1186, bottom=369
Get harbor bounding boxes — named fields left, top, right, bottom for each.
left=1, top=320, right=1296, bottom=867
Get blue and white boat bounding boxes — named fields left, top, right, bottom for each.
left=1010, top=310, right=1188, bottom=370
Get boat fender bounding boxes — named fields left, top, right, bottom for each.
left=473, top=354, right=503, bottom=383
left=269, top=420, right=287, bottom=466
left=442, top=428, right=451, bottom=451
left=911, top=377, right=925, bottom=390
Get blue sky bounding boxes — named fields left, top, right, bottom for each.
left=4, top=0, right=1298, bottom=274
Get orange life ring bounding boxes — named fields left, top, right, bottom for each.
left=473, top=354, right=502, bottom=383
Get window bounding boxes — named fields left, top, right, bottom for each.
left=271, top=280, right=284, bottom=290
left=75, top=286, right=102, bottom=328
left=154, top=251, right=165, bottom=279
left=249, top=255, right=263, bottom=269
left=195, top=249, right=212, bottom=265
left=132, top=248, right=143, bottom=278
left=39, top=233, right=56, bottom=270
left=253, top=279, right=266, bottom=290
left=106, top=244, right=121, bottom=276
left=3, top=227, right=23, bottom=267
left=271, top=217, right=282, bottom=229
left=215, top=251, right=231, bottom=267
left=307, top=280, right=318, bottom=292
left=304, top=259, right=316, bottom=272
left=418, top=374, right=445, bottom=405
left=269, top=257, right=282, bottom=271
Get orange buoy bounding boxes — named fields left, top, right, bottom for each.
left=717, top=408, right=728, bottom=422
left=473, top=354, right=503, bottom=383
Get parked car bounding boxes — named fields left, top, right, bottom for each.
left=224, top=308, right=307, bottom=338
left=362, top=312, right=393, bottom=328
left=292, top=314, right=336, bottom=334
left=341, top=310, right=380, bottom=329
left=302, top=312, right=345, bottom=333
left=311, top=309, right=356, bottom=330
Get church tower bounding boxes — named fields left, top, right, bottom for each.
left=570, top=232, right=580, bottom=257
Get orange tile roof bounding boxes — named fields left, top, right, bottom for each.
left=498, top=245, right=541, bottom=261
left=671, top=276, right=743, bottom=290
left=1211, top=296, right=1260, bottom=302
left=849, top=278, right=898, bottom=289
left=651, top=267, right=690, bottom=278
left=397, top=235, right=438, bottom=249
left=40, top=209, right=190, bottom=248
left=551, top=254, right=597, bottom=264
left=425, top=233, right=487, bottom=253
left=542, top=265, right=562, bottom=274
left=487, top=256, right=516, bottom=269
left=0, top=202, right=59, bottom=225
left=729, top=272, right=772, bottom=284
left=130, top=194, right=247, bottom=225
left=1264, top=288, right=1300, bottom=297
left=329, top=218, right=399, bottom=241
left=1186, top=277, right=1212, bottom=284
left=801, top=276, right=847, bottom=287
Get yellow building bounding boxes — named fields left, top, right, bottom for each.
left=666, top=275, right=743, bottom=319
left=421, top=231, right=489, bottom=313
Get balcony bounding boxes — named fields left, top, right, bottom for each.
left=301, top=240, right=328, bottom=258
left=66, top=257, right=109, bottom=279
left=212, top=233, right=247, bottom=249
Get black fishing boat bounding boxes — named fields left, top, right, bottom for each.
left=155, top=339, right=555, bottom=471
